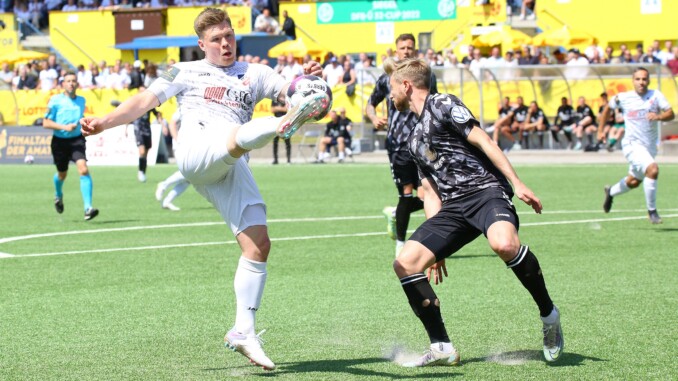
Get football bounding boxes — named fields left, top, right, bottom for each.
left=286, top=75, right=333, bottom=120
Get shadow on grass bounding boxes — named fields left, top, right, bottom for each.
left=88, top=219, right=141, bottom=224
left=465, top=350, right=606, bottom=367
left=450, top=253, right=494, bottom=260
left=204, top=357, right=462, bottom=378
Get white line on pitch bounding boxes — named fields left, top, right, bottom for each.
left=3, top=214, right=675, bottom=259
left=1, top=208, right=676, bottom=247
left=0, top=252, right=15, bottom=258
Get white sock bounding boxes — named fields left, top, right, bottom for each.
left=235, top=116, right=279, bottom=151
left=609, top=177, right=631, bottom=197
left=643, top=178, right=657, bottom=211
left=541, top=307, right=559, bottom=325
left=233, top=256, right=267, bottom=335
left=395, top=240, right=405, bottom=258
left=431, top=342, right=455, bottom=353
left=338, top=152, right=345, bottom=160
left=164, top=181, right=190, bottom=204
left=163, top=171, right=186, bottom=188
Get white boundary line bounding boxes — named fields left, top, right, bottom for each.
left=1, top=213, right=675, bottom=259
left=0, top=252, right=14, bottom=258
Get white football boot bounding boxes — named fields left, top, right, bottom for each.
left=225, top=329, right=276, bottom=371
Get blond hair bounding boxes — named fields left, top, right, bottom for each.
left=382, top=57, right=397, bottom=75
left=392, top=58, right=431, bottom=89
left=194, top=8, right=232, bottom=38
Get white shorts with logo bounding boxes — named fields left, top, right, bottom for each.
left=176, top=120, right=266, bottom=235
left=622, top=141, right=656, bottom=180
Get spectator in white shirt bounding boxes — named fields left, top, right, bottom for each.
left=483, top=46, right=506, bottom=68
left=105, top=63, right=130, bottom=89
left=280, top=52, right=303, bottom=82
left=0, top=62, right=14, bottom=85
left=38, top=60, right=58, bottom=91
left=76, top=64, right=92, bottom=88
left=62, top=0, right=78, bottom=11
left=321, top=56, right=344, bottom=88
left=254, top=7, right=279, bottom=34
left=584, top=42, right=604, bottom=61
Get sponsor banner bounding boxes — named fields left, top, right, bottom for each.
left=0, top=124, right=161, bottom=165
left=316, top=0, right=457, bottom=24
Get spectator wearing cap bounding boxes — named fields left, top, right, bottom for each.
left=322, top=56, right=344, bottom=88
left=128, top=60, right=145, bottom=90
left=553, top=48, right=567, bottom=64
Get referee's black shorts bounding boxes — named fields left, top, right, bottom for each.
left=50, top=135, right=87, bottom=172
left=409, top=187, right=519, bottom=262
left=135, top=126, right=152, bottom=149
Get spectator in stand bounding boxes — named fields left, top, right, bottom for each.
left=632, top=44, right=644, bottom=62
left=522, top=100, right=549, bottom=149
left=62, top=0, right=77, bottom=10
left=337, top=106, right=353, bottom=157
left=566, top=48, right=589, bottom=65
left=106, top=62, right=130, bottom=89
left=618, top=44, right=628, bottom=58
left=281, top=52, right=303, bottom=82
left=13, top=65, right=38, bottom=90
left=519, top=0, right=535, bottom=20
left=273, top=54, right=285, bottom=74
left=467, top=47, right=483, bottom=77
left=552, top=97, right=575, bottom=148
left=47, top=54, right=61, bottom=73
left=603, top=46, right=617, bottom=63
left=484, top=46, right=505, bottom=67
left=28, top=0, right=47, bottom=29
left=89, top=65, right=105, bottom=88
left=552, top=47, right=567, bottom=64
left=572, top=96, right=596, bottom=150
left=461, top=45, right=475, bottom=66
left=620, top=49, right=635, bottom=63
left=280, top=9, right=295, bottom=40
left=505, top=50, right=518, bottom=66
left=490, top=96, right=514, bottom=145
left=76, top=64, right=92, bottom=89
left=317, top=110, right=348, bottom=163
left=254, top=7, right=279, bottom=34
left=584, top=41, right=604, bottom=61
left=0, top=62, right=13, bottom=85
left=529, top=47, right=543, bottom=65
left=1, top=0, right=14, bottom=12
left=143, top=63, right=158, bottom=87
left=667, top=47, right=678, bottom=75
left=128, top=60, right=145, bottom=90
left=14, top=2, right=32, bottom=35
left=656, top=40, right=673, bottom=65
left=499, top=96, right=527, bottom=151
left=339, top=59, right=356, bottom=96
left=322, top=56, right=344, bottom=88
left=640, top=46, right=661, bottom=64
left=38, top=60, right=58, bottom=91
left=518, top=45, right=533, bottom=65
left=589, top=50, right=603, bottom=64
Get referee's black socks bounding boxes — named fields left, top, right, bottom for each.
left=139, top=157, right=147, bottom=173
left=400, top=273, right=450, bottom=343
left=506, top=245, right=554, bottom=317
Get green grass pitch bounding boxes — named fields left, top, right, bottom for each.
left=1, top=162, right=677, bottom=380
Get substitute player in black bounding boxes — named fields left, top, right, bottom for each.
left=271, top=98, right=291, bottom=164
left=552, top=97, right=574, bottom=147
left=366, top=33, right=439, bottom=255
left=573, top=96, right=596, bottom=150
left=389, top=58, right=563, bottom=367
left=132, top=87, right=162, bottom=182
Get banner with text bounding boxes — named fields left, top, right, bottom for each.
left=316, top=0, right=457, bottom=24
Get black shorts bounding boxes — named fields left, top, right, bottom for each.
left=135, top=127, right=152, bottom=149
left=51, top=135, right=87, bottom=172
left=388, top=150, right=420, bottom=193
left=409, top=187, right=519, bottom=262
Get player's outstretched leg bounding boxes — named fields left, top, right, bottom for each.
left=277, top=93, right=330, bottom=139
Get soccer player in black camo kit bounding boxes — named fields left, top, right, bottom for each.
left=389, top=58, right=563, bottom=367
left=366, top=33, right=440, bottom=257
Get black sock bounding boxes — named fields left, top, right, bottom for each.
left=537, top=131, right=544, bottom=148
left=395, top=195, right=413, bottom=241
left=285, top=138, right=291, bottom=163
left=409, top=197, right=424, bottom=213
left=551, top=130, right=560, bottom=143
left=506, top=246, right=554, bottom=317
left=272, top=136, right=279, bottom=162
left=400, top=273, right=450, bottom=343
left=586, top=133, right=594, bottom=144
left=139, top=157, right=147, bottom=173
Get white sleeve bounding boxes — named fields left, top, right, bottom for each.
left=608, top=96, right=619, bottom=110
left=147, top=66, right=186, bottom=104
left=251, top=64, right=287, bottom=102
left=655, top=91, right=671, bottom=111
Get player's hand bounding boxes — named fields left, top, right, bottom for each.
left=63, top=123, right=78, bottom=132
left=514, top=183, right=542, bottom=214
left=647, top=112, right=660, bottom=121
left=427, top=260, right=448, bottom=285
left=80, top=117, right=106, bottom=137
left=303, top=61, right=323, bottom=77
left=372, top=116, right=388, bottom=130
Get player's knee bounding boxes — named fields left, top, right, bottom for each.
left=646, top=164, right=659, bottom=179
left=490, top=239, right=520, bottom=259
left=627, top=177, right=641, bottom=188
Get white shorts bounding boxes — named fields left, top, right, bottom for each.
left=192, top=158, right=267, bottom=236
left=175, top=120, right=237, bottom=185
left=622, top=142, right=656, bottom=180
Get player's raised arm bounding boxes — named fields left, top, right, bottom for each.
left=467, top=125, right=542, bottom=214
left=80, top=90, right=161, bottom=136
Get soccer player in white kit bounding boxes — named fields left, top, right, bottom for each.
left=599, top=67, right=675, bottom=224
left=80, top=8, right=330, bottom=371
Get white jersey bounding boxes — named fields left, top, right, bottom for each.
left=610, top=89, right=671, bottom=148
left=148, top=60, right=286, bottom=128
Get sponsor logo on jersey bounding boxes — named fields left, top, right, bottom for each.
left=204, top=87, right=227, bottom=103
left=451, top=106, right=471, bottom=124
left=160, top=66, right=180, bottom=82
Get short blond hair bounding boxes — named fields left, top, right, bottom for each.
left=392, top=58, right=431, bottom=89
left=382, top=57, right=397, bottom=75
left=194, top=8, right=232, bottom=38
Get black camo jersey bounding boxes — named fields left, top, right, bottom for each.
left=369, top=72, right=438, bottom=152
left=409, top=93, right=512, bottom=202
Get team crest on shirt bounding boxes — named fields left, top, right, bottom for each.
left=160, top=66, right=180, bottom=82
left=451, top=105, right=471, bottom=124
